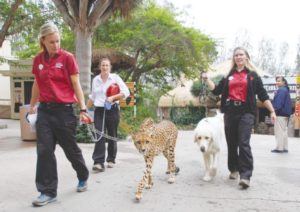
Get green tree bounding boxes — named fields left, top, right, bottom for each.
left=0, top=0, right=23, bottom=47
left=52, top=0, right=141, bottom=95
left=94, top=2, right=217, bottom=91
left=0, top=0, right=65, bottom=58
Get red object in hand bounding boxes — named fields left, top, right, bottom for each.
left=81, top=113, right=93, bottom=124
left=106, top=83, right=120, bottom=97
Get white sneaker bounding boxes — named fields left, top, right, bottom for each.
left=229, top=171, right=239, bottom=180
left=92, top=163, right=105, bottom=172
left=239, top=179, right=250, bottom=189
left=107, top=162, right=114, bottom=168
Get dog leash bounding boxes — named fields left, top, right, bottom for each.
left=81, top=102, right=121, bottom=142
left=85, top=123, right=121, bottom=142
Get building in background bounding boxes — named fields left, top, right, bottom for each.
left=0, top=39, right=12, bottom=118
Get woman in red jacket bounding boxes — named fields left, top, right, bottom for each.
left=29, top=22, right=90, bottom=207
left=203, top=47, right=276, bottom=189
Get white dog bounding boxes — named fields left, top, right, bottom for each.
left=194, top=112, right=224, bottom=181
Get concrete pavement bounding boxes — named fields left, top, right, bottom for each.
left=0, top=119, right=300, bottom=212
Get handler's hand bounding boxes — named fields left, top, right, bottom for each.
left=270, top=112, right=276, bottom=124
left=201, top=72, right=208, bottom=81
left=80, top=112, right=93, bottom=124
left=29, top=105, right=37, bottom=114
left=106, top=96, right=115, bottom=103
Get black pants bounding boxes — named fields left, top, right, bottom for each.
left=92, top=105, right=119, bottom=164
left=224, top=111, right=255, bottom=180
left=35, top=105, right=89, bottom=197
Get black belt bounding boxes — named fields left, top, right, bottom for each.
left=39, top=102, right=73, bottom=109
left=226, top=99, right=245, bottom=107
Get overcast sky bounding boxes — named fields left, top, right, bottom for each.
left=156, top=0, right=300, bottom=67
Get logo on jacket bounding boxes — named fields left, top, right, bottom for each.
left=55, top=62, right=63, bottom=69
left=38, top=64, right=43, bottom=70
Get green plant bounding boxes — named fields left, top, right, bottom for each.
left=76, top=124, right=93, bottom=143
left=170, top=106, right=205, bottom=125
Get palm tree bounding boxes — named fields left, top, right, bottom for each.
left=52, top=0, right=141, bottom=94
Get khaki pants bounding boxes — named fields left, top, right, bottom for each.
left=274, top=116, right=289, bottom=151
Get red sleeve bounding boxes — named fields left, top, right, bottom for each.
left=66, top=53, right=79, bottom=75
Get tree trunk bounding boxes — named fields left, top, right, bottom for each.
left=75, top=28, right=93, bottom=95
left=0, top=0, right=23, bottom=47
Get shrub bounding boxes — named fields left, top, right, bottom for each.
left=170, top=106, right=205, bottom=125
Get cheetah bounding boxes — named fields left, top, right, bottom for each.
left=131, top=118, right=180, bottom=201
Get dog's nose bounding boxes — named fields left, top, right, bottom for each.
left=200, top=146, right=205, bottom=152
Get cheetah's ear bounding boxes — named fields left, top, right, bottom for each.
left=141, top=118, right=154, bottom=129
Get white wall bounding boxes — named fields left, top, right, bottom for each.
left=0, top=39, right=11, bottom=104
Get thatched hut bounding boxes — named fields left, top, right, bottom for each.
left=91, top=48, right=135, bottom=75
left=158, top=79, right=200, bottom=119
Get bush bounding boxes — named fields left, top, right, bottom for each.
left=76, top=123, right=93, bottom=143
left=118, top=102, right=158, bottom=138
left=170, top=106, right=205, bottom=125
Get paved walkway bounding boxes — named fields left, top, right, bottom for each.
left=0, top=119, right=300, bottom=212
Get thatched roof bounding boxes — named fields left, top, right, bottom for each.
left=92, top=48, right=136, bottom=74
left=158, top=79, right=200, bottom=107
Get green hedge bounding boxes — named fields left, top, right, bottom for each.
left=170, top=106, right=205, bottom=125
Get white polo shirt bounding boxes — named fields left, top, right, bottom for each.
left=89, top=73, right=130, bottom=107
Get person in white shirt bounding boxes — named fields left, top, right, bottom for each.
left=87, top=57, right=130, bottom=172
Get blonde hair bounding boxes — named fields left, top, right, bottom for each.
left=38, top=22, right=60, bottom=50
left=230, top=47, right=256, bottom=72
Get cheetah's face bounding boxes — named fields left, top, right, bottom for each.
left=132, top=132, right=153, bottom=155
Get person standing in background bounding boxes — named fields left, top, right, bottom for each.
left=271, top=76, right=292, bottom=153
left=29, top=22, right=90, bottom=207
left=87, top=58, right=129, bottom=172
left=203, top=47, right=276, bottom=189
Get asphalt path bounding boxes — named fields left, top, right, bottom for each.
left=0, top=119, right=300, bottom=212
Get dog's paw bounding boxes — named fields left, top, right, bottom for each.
left=168, top=176, right=175, bottom=184
left=135, top=193, right=142, bottom=201
left=203, top=175, right=212, bottom=182
left=210, top=168, right=217, bottom=176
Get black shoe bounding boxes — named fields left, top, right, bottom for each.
left=283, top=149, right=288, bottom=153
left=271, top=149, right=284, bottom=153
